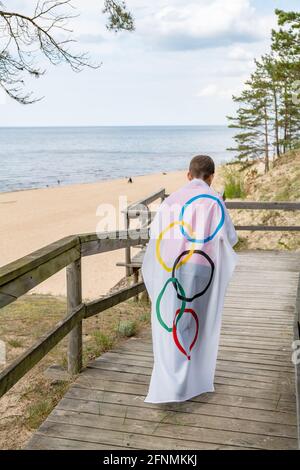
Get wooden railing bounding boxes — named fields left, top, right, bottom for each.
left=296, top=271, right=300, bottom=446
left=0, top=189, right=300, bottom=401
left=226, top=201, right=300, bottom=231
left=122, top=188, right=166, bottom=277
left=0, top=229, right=149, bottom=398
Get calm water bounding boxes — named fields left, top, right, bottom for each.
left=0, top=126, right=235, bottom=192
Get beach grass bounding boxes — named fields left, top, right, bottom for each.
left=0, top=293, right=150, bottom=449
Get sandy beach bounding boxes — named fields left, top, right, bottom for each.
left=0, top=171, right=191, bottom=300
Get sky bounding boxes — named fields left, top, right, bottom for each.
left=0, top=0, right=299, bottom=126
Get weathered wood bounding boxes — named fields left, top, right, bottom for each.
left=55, top=395, right=296, bottom=438
left=226, top=201, right=300, bottom=210
left=67, top=259, right=83, bottom=375
left=26, top=434, right=129, bottom=450
left=85, top=282, right=145, bottom=319
left=235, top=225, right=300, bottom=232
left=43, top=409, right=296, bottom=450
left=0, top=245, right=81, bottom=309
left=79, top=229, right=149, bottom=257
left=124, top=212, right=132, bottom=277
left=295, top=271, right=300, bottom=448
left=121, top=189, right=164, bottom=281
left=0, top=235, right=79, bottom=288
left=26, top=251, right=300, bottom=450
left=127, top=188, right=165, bottom=212
left=0, top=304, right=85, bottom=398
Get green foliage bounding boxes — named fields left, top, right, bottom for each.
left=223, top=168, right=246, bottom=199
left=117, top=320, right=137, bottom=337
left=103, top=0, right=134, bottom=32
left=92, top=331, right=114, bottom=352
left=25, top=380, right=69, bottom=430
left=7, top=339, right=23, bottom=348
left=228, top=9, right=300, bottom=172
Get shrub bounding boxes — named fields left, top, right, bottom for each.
left=223, top=167, right=245, bottom=199
left=117, top=320, right=137, bottom=338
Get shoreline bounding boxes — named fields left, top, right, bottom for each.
left=0, top=169, right=197, bottom=299
left=0, top=168, right=187, bottom=196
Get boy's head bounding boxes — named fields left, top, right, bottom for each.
left=187, top=155, right=215, bottom=186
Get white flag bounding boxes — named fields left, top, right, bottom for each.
left=142, top=178, right=238, bottom=403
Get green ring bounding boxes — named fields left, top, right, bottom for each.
left=156, top=277, right=186, bottom=332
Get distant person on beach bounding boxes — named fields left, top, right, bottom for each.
left=142, top=155, right=238, bottom=403
left=128, top=177, right=133, bottom=183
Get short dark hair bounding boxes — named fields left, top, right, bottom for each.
left=189, top=155, right=215, bottom=180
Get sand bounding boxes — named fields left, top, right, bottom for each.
left=0, top=171, right=191, bottom=300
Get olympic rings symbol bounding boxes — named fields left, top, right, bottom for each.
left=172, top=250, right=214, bottom=302
left=154, top=193, right=221, bottom=360
left=173, top=308, right=199, bottom=361
left=156, top=278, right=186, bottom=333
left=156, top=221, right=196, bottom=273
left=179, top=194, right=225, bottom=244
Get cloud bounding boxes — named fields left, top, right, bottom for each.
left=228, top=45, right=255, bottom=61
left=137, top=0, right=274, bottom=51
left=196, top=83, right=241, bottom=99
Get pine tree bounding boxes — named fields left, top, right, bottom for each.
left=228, top=9, right=300, bottom=171
left=271, top=10, right=300, bottom=152
left=227, top=64, right=273, bottom=173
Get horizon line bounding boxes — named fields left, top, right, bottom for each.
left=0, top=123, right=228, bottom=129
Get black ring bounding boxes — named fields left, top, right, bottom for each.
left=171, top=250, right=215, bottom=302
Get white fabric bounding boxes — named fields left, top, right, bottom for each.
left=141, top=178, right=238, bottom=403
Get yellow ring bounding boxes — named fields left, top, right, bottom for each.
left=156, top=221, right=196, bottom=272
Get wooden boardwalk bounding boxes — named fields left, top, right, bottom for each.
left=27, top=251, right=300, bottom=450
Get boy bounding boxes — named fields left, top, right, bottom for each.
left=141, top=155, right=238, bottom=403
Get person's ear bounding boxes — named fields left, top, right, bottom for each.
left=187, top=171, right=193, bottom=181
left=206, top=174, right=214, bottom=186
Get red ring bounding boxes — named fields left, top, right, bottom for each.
left=172, top=308, right=199, bottom=360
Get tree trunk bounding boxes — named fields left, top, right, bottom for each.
left=273, top=90, right=281, bottom=159
left=264, top=106, right=270, bottom=173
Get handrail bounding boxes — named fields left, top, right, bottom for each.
left=295, top=272, right=300, bottom=448
left=123, top=188, right=166, bottom=276
left=1, top=189, right=300, bottom=401
left=0, top=229, right=150, bottom=397
left=226, top=201, right=300, bottom=210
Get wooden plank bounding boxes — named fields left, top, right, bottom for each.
left=26, top=434, right=130, bottom=450
left=295, top=271, right=300, bottom=447
left=79, top=229, right=149, bottom=257
left=0, top=235, right=79, bottom=287
left=127, top=188, right=165, bottom=212
left=63, top=387, right=296, bottom=426
left=81, top=364, right=292, bottom=393
left=226, top=201, right=300, bottom=211
left=73, top=375, right=294, bottom=403
left=67, top=378, right=296, bottom=412
left=46, top=408, right=297, bottom=450
left=85, top=282, right=145, bottom=319
left=25, top=250, right=299, bottom=450
left=56, top=396, right=297, bottom=439
left=36, top=420, right=219, bottom=450
left=0, top=304, right=85, bottom=398
left=236, top=226, right=300, bottom=231
left=0, top=245, right=81, bottom=309
left=67, top=259, right=83, bottom=375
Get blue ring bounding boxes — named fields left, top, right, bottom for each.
left=179, top=194, right=225, bottom=244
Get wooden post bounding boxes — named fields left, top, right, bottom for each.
left=133, top=268, right=139, bottom=302
left=67, top=258, right=82, bottom=375
left=124, top=211, right=132, bottom=278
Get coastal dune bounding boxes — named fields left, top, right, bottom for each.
left=0, top=171, right=188, bottom=299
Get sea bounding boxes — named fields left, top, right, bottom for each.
left=0, top=126, right=235, bottom=193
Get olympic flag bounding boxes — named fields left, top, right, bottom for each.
left=142, top=178, right=238, bottom=403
